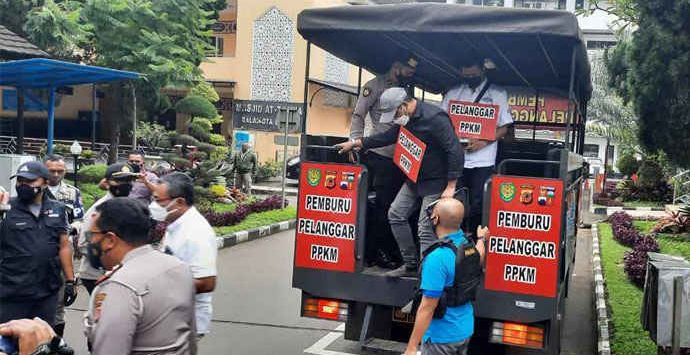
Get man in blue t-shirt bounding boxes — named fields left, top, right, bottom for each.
left=404, top=198, right=487, bottom=355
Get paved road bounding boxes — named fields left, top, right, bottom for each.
left=63, top=226, right=595, bottom=354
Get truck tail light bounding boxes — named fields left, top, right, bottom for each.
left=490, top=321, right=545, bottom=349
left=302, top=297, right=348, bottom=321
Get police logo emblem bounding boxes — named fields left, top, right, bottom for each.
left=362, top=87, right=371, bottom=97
left=306, top=168, right=322, bottom=187
left=324, top=170, right=337, bottom=189
left=499, top=182, right=516, bottom=202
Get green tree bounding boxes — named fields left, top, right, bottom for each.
left=597, top=1, right=690, bottom=168
left=23, top=0, right=223, bottom=162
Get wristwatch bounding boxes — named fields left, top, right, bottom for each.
left=30, top=335, right=68, bottom=355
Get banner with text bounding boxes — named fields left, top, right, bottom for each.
left=393, top=127, right=427, bottom=183
left=484, top=175, right=564, bottom=298
left=294, top=162, right=362, bottom=272
left=448, top=100, right=499, bottom=141
left=506, top=87, right=570, bottom=125
left=233, top=100, right=303, bottom=133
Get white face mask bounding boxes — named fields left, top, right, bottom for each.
left=394, top=115, right=410, bottom=126
left=149, top=200, right=178, bottom=222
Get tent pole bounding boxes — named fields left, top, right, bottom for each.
left=16, top=88, right=25, bottom=154
left=301, top=41, right=311, bottom=136
left=564, top=47, right=577, bottom=150
left=47, top=87, right=56, bottom=155
left=91, top=84, right=97, bottom=150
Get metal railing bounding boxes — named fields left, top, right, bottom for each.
left=672, top=170, right=690, bottom=205
left=0, top=136, right=174, bottom=161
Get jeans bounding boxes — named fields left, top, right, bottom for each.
left=388, top=182, right=441, bottom=266
left=364, top=153, right=405, bottom=261
left=458, top=166, right=494, bottom=237
left=238, top=173, right=252, bottom=194
left=421, top=339, right=469, bottom=355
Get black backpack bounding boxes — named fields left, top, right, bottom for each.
left=411, top=238, right=483, bottom=319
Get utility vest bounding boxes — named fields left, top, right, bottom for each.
left=413, top=238, right=483, bottom=319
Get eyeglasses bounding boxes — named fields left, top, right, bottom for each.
left=85, top=230, right=109, bottom=241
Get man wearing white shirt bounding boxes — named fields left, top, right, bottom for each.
left=151, top=172, right=218, bottom=338
left=441, top=58, right=514, bottom=236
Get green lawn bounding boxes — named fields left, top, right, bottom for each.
left=634, top=220, right=690, bottom=261
left=600, top=221, right=690, bottom=354
left=214, top=207, right=296, bottom=235
left=598, top=223, right=657, bottom=355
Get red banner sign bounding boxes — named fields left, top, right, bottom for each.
left=448, top=100, right=499, bottom=141
left=294, top=162, right=362, bottom=273
left=393, top=126, right=427, bottom=183
left=506, top=87, right=570, bottom=125
left=484, top=175, right=564, bottom=298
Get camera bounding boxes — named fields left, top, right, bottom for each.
left=0, top=335, right=18, bottom=355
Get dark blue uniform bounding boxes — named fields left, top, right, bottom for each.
left=0, top=197, right=68, bottom=325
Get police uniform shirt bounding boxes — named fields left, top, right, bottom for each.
left=162, top=206, right=218, bottom=335
left=46, top=181, right=84, bottom=222
left=0, top=197, right=68, bottom=300
left=77, top=193, right=112, bottom=281
left=350, top=75, right=398, bottom=158
left=440, top=79, right=514, bottom=168
left=86, top=245, right=197, bottom=355
left=420, top=230, right=474, bottom=344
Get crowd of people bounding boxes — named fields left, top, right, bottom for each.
left=0, top=152, right=218, bottom=354
left=0, top=54, right=508, bottom=354
left=337, top=55, right=510, bottom=355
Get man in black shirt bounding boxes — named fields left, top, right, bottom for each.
left=337, top=88, right=464, bottom=277
left=0, top=161, right=75, bottom=326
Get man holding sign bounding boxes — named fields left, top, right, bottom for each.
left=441, top=58, right=513, bottom=236
left=337, top=88, right=463, bottom=277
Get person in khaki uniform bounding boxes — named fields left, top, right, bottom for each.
left=232, top=143, right=258, bottom=194
left=83, top=198, right=196, bottom=355
left=349, top=56, right=417, bottom=268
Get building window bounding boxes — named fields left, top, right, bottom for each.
left=472, top=0, right=504, bottom=5
left=587, top=40, right=617, bottom=49
left=576, top=0, right=585, bottom=9
left=251, top=7, right=294, bottom=102
left=207, top=36, right=224, bottom=57
left=583, top=144, right=599, bottom=158
left=514, top=0, right=560, bottom=9
left=606, top=145, right=615, bottom=163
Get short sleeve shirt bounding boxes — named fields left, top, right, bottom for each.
left=420, top=231, right=474, bottom=344
left=441, top=80, right=514, bottom=168
left=163, top=206, right=218, bottom=334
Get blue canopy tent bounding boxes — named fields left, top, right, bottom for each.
left=0, top=58, right=140, bottom=154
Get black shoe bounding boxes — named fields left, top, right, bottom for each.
left=375, top=249, right=399, bottom=269
left=385, top=264, right=417, bottom=278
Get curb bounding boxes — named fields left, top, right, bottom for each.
left=215, top=219, right=296, bottom=250
left=251, top=186, right=298, bottom=196
left=592, top=224, right=612, bottom=355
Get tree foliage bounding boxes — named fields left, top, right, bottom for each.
left=174, top=95, right=218, bottom=119
left=601, top=0, right=690, bottom=168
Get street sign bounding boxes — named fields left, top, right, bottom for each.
left=232, top=100, right=303, bottom=133
left=484, top=175, right=564, bottom=298
left=295, top=162, right=362, bottom=273
left=393, top=127, right=426, bottom=183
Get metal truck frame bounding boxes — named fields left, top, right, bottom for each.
left=292, top=4, right=591, bottom=354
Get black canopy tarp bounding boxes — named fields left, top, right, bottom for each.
left=298, top=3, right=591, bottom=100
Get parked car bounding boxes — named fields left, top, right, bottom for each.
left=286, top=155, right=300, bottom=180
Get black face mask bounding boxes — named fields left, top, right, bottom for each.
left=130, top=164, right=141, bottom=173
left=109, top=183, right=132, bottom=197
left=87, top=239, right=105, bottom=270
left=463, top=76, right=483, bottom=89
left=16, top=184, right=42, bottom=202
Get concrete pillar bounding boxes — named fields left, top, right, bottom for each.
left=566, top=0, right=576, bottom=11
